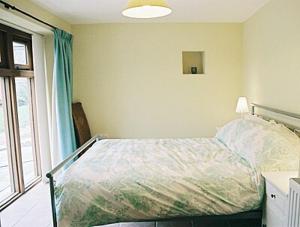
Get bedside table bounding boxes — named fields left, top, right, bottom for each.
left=262, top=172, right=298, bottom=227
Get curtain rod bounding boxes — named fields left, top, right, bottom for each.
left=0, top=0, right=57, bottom=30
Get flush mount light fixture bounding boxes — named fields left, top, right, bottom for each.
left=122, top=0, right=172, bottom=19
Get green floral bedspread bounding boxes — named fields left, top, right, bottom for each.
left=55, top=138, right=264, bottom=227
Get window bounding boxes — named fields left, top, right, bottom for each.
left=0, top=23, right=40, bottom=208
left=13, top=42, right=28, bottom=65
left=12, top=38, right=32, bottom=70
left=0, top=82, right=12, bottom=201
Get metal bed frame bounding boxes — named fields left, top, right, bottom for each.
left=46, top=103, right=300, bottom=227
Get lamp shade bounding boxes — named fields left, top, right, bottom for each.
left=122, top=0, right=172, bottom=19
left=236, top=97, right=249, bottom=114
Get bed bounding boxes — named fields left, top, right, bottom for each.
left=47, top=104, right=300, bottom=227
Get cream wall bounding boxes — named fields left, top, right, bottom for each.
left=73, top=23, right=243, bottom=138
left=243, top=0, right=300, bottom=113
left=5, top=0, right=298, bottom=139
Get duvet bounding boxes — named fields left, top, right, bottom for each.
left=55, top=138, right=264, bottom=227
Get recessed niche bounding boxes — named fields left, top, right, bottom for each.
left=182, top=51, right=205, bottom=75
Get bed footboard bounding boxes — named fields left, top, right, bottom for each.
left=46, top=135, right=102, bottom=227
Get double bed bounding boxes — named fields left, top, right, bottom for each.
left=47, top=104, right=300, bottom=227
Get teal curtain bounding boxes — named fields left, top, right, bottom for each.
left=53, top=29, right=76, bottom=161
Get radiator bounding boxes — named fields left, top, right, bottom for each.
left=288, top=178, right=300, bottom=227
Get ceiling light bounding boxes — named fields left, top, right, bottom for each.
left=122, top=0, right=172, bottom=19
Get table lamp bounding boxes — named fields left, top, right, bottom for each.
left=236, top=97, right=249, bottom=117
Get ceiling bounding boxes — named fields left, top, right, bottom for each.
left=30, top=0, right=270, bottom=24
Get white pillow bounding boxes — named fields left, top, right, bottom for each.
left=216, top=116, right=300, bottom=172
left=216, top=116, right=267, bottom=159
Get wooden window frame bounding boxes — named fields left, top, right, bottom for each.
left=0, top=31, right=8, bottom=68
left=0, top=78, right=19, bottom=203
left=0, top=23, right=41, bottom=210
left=0, top=23, right=33, bottom=75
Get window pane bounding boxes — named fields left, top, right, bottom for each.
left=0, top=81, right=13, bottom=202
left=15, top=78, right=36, bottom=186
left=13, top=42, right=28, bottom=65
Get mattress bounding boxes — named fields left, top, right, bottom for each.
left=55, top=138, right=264, bottom=227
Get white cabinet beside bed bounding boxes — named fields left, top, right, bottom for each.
left=262, top=172, right=298, bottom=227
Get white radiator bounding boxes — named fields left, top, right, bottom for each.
left=288, top=178, right=300, bottom=227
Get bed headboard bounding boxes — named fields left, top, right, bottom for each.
left=251, top=103, right=300, bottom=135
